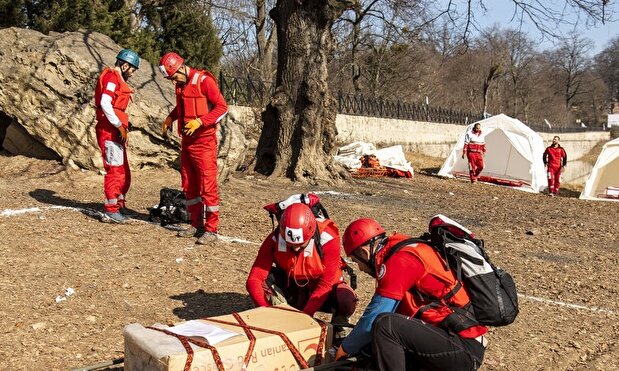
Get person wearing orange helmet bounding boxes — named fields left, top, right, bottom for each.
left=335, top=218, right=487, bottom=370
left=246, top=203, right=357, bottom=323
left=94, top=49, right=140, bottom=223
left=158, top=52, right=228, bottom=245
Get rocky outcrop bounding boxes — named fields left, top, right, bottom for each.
left=0, top=27, right=248, bottom=181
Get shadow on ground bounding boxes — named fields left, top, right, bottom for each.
left=29, top=188, right=151, bottom=221
left=170, top=290, right=254, bottom=320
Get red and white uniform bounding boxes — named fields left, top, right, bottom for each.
left=374, top=233, right=487, bottom=338
left=94, top=68, right=133, bottom=213
left=167, top=68, right=228, bottom=233
left=543, top=145, right=567, bottom=195
left=246, top=219, right=355, bottom=316
left=463, top=129, right=486, bottom=183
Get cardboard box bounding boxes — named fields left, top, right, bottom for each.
left=124, top=305, right=332, bottom=371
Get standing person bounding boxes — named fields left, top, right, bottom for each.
left=543, top=136, right=568, bottom=196
left=462, top=123, right=486, bottom=183
left=246, top=203, right=357, bottom=324
left=94, top=49, right=140, bottom=223
left=334, top=218, right=487, bottom=370
left=159, top=52, right=228, bottom=245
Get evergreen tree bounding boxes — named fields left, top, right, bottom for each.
left=0, top=0, right=26, bottom=28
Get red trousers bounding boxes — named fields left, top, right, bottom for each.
left=466, top=152, right=484, bottom=183
left=547, top=166, right=562, bottom=194
left=96, top=124, right=130, bottom=213
left=181, top=134, right=219, bottom=233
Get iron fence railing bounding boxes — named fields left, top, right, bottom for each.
left=336, top=91, right=483, bottom=125
left=218, top=73, right=608, bottom=133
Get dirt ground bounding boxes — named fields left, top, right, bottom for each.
left=0, top=151, right=618, bottom=371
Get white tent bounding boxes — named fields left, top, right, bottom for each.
left=579, top=137, right=619, bottom=201
left=438, top=114, right=547, bottom=192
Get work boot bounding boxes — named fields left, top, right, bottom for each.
left=104, top=211, right=128, bottom=224
left=177, top=226, right=203, bottom=238
left=196, top=231, right=218, bottom=245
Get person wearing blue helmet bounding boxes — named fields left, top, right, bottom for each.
left=94, top=48, right=140, bottom=223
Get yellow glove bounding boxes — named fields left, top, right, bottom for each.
left=162, top=116, right=173, bottom=136
left=334, top=345, right=348, bottom=361
left=183, top=119, right=202, bottom=136
left=118, top=126, right=128, bottom=143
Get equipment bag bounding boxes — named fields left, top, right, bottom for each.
left=387, top=214, right=518, bottom=327
left=263, top=193, right=357, bottom=289
left=148, top=188, right=190, bottom=226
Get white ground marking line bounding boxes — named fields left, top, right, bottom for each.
left=312, top=190, right=352, bottom=196
left=519, top=294, right=615, bottom=314
left=1, top=206, right=260, bottom=245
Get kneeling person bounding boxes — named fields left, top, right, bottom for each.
left=246, top=203, right=356, bottom=323
left=336, top=218, right=487, bottom=371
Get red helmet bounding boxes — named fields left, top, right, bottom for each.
left=343, top=218, right=385, bottom=256
left=159, top=52, right=184, bottom=77
left=279, top=203, right=316, bottom=247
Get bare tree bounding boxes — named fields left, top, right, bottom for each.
left=254, top=0, right=613, bottom=182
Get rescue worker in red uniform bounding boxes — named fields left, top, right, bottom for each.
left=462, top=123, right=486, bottom=183
left=159, top=52, right=228, bottom=245
left=543, top=136, right=568, bottom=196
left=246, top=203, right=357, bottom=323
left=94, top=49, right=140, bottom=223
left=334, top=218, right=487, bottom=370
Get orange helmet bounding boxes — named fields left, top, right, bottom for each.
left=343, top=218, right=385, bottom=256
left=159, top=52, right=184, bottom=77
left=279, top=203, right=316, bottom=247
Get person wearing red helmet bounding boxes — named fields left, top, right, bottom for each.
left=158, top=52, right=228, bottom=245
left=246, top=203, right=357, bottom=323
left=462, top=123, right=486, bottom=183
left=335, top=218, right=487, bottom=370
left=94, top=49, right=140, bottom=223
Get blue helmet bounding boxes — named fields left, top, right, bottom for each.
left=116, top=49, right=140, bottom=69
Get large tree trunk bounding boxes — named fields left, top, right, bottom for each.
left=254, top=0, right=353, bottom=183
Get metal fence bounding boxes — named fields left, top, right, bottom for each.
left=219, top=74, right=607, bottom=133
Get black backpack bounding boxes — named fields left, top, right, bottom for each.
left=263, top=193, right=356, bottom=289
left=148, top=188, right=190, bottom=226
left=386, top=214, right=518, bottom=327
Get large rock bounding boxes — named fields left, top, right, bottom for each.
left=0, top=27, right=248, bottom=181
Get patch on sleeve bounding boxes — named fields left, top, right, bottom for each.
left=105, top=82, right=117, bottom=93
left=377, top=264, right=386, bottom=280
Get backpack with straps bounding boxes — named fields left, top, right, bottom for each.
left=386, top=214, right=518, bottom=327
left=263, top=193, right=357, bottom=289
left=148, top=188, right=190, bottom=226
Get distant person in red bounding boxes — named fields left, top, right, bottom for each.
left=159, top=52, right=228, bottom=245
left=246, top=203, right=356, bottom=323
left=462, top=123, right=486, bottom=183
left=94, top=49, right=140, bottom=224
left=543, top=136, right=568, bottom=196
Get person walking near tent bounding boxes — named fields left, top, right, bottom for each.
left=94, top=49, right=140, bottom=223
left=333, top=218, right=487, bottom=370
left=543, top=136, right=567, bottom=196
left=462, top=123, right=486, bottom=183
left=246, top=203, right=357, bottom=325
left=159, top=52, right=228, bottom=245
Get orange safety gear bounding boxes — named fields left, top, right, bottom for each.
left=183, top=119, right=202, bottom=136
left=374, top=235, right=474, bottom=330
left=273, top=218, right=339, bottom=283
left=95, top=68, right=133, bottom=128
left=159, top=52, right=184, bottom=77
left=279, top=203, right=317, bottom=247
left=342, top=218, right=386, bottom=256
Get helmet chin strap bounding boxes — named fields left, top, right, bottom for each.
left=368, top=236, right=387, bottom=277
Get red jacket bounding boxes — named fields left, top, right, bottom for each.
left=373, top=233, right=487, bottom=338
left=168, top=67, right=228, bottom=137
left=246, top=219, right=343, bottom=316
left=543, top=145, right=567, bottom=168
left=463, top=130, right=486, bottom=155
left=95, top=68, right=133, bottom=128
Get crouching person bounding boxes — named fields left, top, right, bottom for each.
left=335, top=218, right=487, bottom=371
left=246, top=203, right=357, bottom=324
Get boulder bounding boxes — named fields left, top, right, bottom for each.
left=0, top=27, right=248, bottom=181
